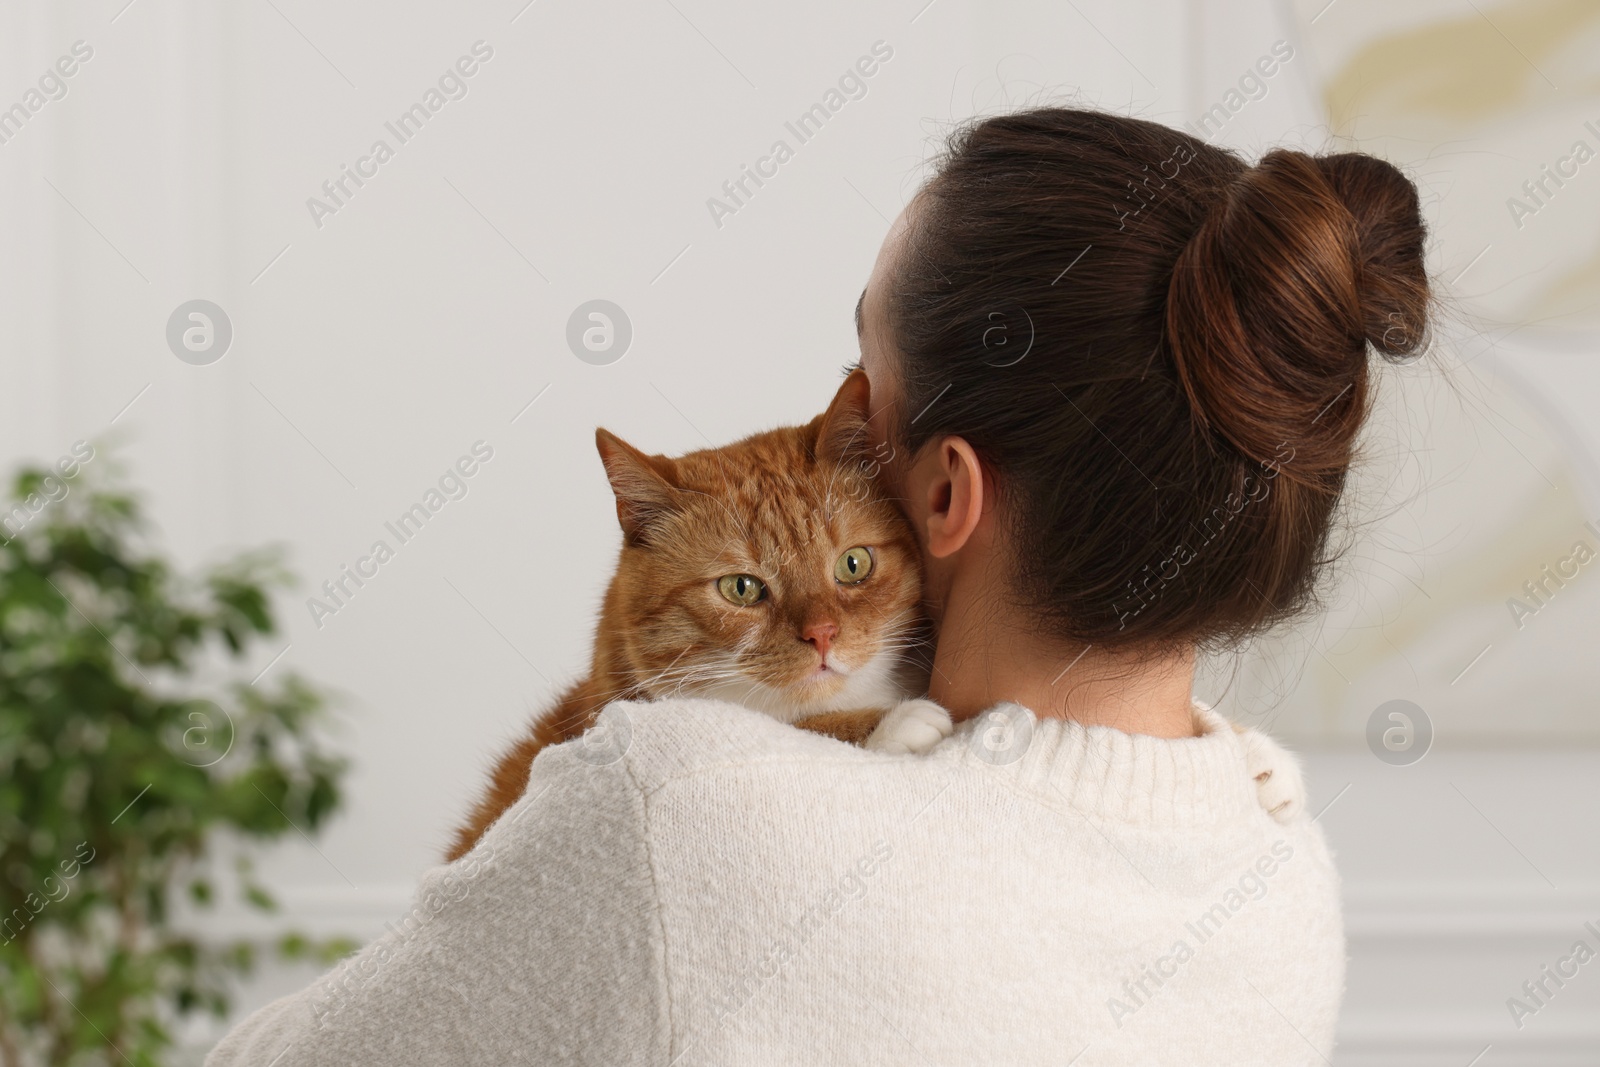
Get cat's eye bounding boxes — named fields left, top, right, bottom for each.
left=717, top=574, right=767, bottom=606
left=834, top=547, right=874, bottom=584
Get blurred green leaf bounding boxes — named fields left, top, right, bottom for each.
left=0, top=453, right=351, bottom=1065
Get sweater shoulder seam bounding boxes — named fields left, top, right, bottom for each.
left=622, top=749, right=678, bottom=1060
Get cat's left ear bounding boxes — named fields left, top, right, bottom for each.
left=814, top=368, right=873, bottom=466
left=595, top=429, right=680, bottom=546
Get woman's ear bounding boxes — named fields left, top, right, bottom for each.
left=909, top=435, right=986, bottom=559
left=594, top=429, right=679, bottom=546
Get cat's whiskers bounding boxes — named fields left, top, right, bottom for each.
left=641, top=655, right=750, bottom=700
left=645, top=662, right=741, bottom=687
left=634, top=644, right=699, bottom=694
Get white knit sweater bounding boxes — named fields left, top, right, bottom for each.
left=204, top=698, right=1345, bottom=1066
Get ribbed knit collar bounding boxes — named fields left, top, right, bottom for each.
left=931, top=699, right=1261, bottom=830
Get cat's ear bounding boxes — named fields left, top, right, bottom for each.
left=814, top=368, right=873, bottom=466
left=595, top=429, right=679, bottom=546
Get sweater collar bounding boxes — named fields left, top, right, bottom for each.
left=933, top=699, right=1261, bottom=829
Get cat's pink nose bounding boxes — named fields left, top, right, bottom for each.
left=801, top=621, right=838, bottom=658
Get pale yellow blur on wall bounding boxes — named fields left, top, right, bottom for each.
left=1316, top=0, right=1600, bottom=329
left=1204, top=1, right=1600, bottom=742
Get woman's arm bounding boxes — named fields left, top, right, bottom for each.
left=204, top=719, right=668, bottom=1066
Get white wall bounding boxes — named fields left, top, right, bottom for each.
left=3, top=0, right=1597, bottom=1062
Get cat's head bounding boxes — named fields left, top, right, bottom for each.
left=594, top=371, right=928, bottom=719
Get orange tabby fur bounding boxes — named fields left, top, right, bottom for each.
left=446, top=372, right=929, bottom=860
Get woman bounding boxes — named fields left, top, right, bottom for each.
left=206, top=107, right=1429, bottom=1065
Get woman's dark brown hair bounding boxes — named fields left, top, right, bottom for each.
left=887, top=107, right=1431, bottom=651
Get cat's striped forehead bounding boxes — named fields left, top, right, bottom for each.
left=663, top=425, right=902, bottom=570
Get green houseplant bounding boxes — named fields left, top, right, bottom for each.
left=0, top=454, right=352, bottom=1067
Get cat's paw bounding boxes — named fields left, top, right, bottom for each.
left=1234, top=724, right=1307, bottom=824
left=864, top=698, right=953, bottom=756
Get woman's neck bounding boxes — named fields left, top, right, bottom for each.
left=923, top=562, right=1200, bottom=738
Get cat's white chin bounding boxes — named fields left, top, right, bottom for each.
left=800, top=651, right=854, bottom=682
left=684, top=646, right=916, bottom=724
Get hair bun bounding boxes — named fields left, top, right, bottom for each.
left=1165, top=147, right=1430, bottom=482
left=1313, top=152, right=1431, bottom=359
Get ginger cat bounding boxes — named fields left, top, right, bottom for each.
left=446, top=371, right=943, bottom=860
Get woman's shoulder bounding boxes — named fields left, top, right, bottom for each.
left=575, top=696, right=892, bottom=788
